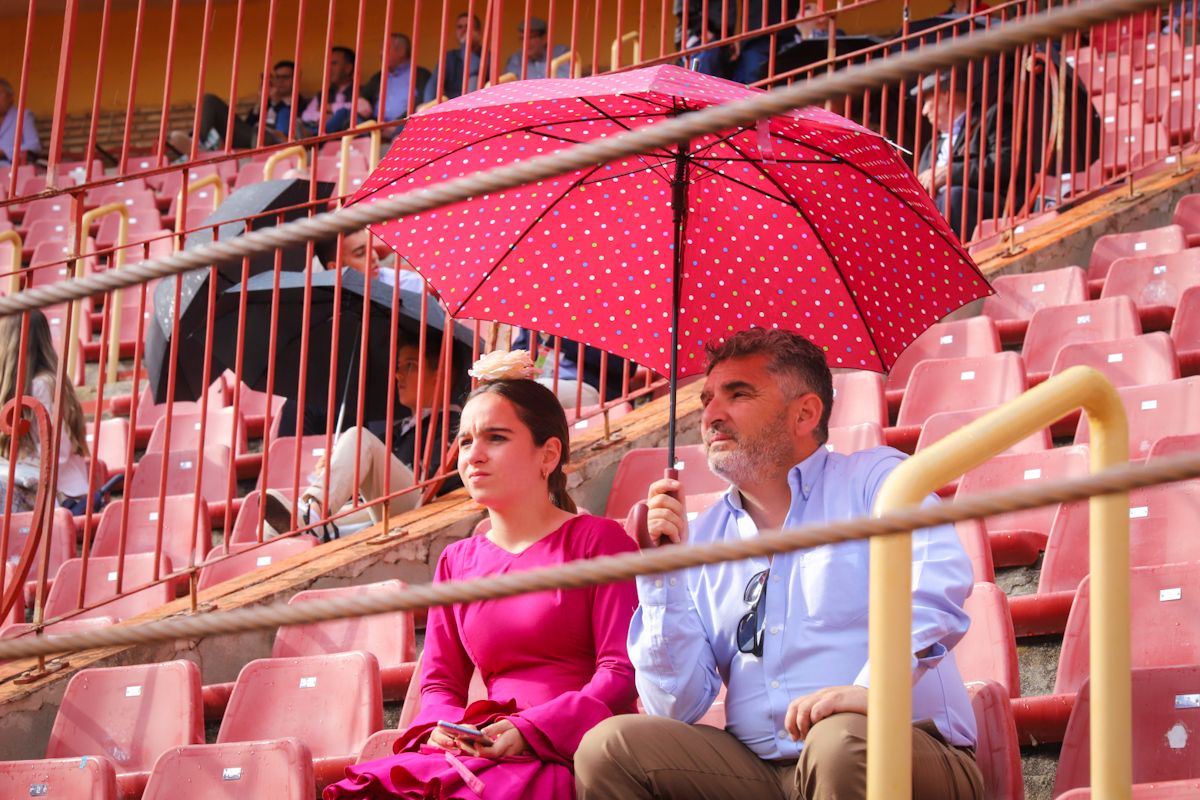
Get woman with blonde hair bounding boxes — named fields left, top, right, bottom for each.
left=325, top=350, right=639, bottom=799
left=0, top=310, right=91, bottom=513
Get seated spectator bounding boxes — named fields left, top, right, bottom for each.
left=316, top=228, right=426, bottom=294
left=695, top=0, right=800, bottom=85
left=503, top=17, right=571, bottom=79
left=794, top=1, right=844, bottom=39
left=514, top=329, right=630, bottom=405
left=0, top=310, right=91, bottom=514
left=301, top=46, right=373, bottom=135
left=263, top=337, right=462, bottom=539
left=913, top=66, right=1013, bottom=240
left=0, top=77, right=39, bottom=166
left=674, top=0, right=737, bottom=55
left=362, top=32, right=430, bottom=127
left=167, top=60, right=302, bottom=155
left=423, top=13, right=484, bottom=103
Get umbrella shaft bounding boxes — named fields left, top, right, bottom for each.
left=667, top=144, right=690, bottom=468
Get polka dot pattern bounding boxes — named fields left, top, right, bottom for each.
left=351, top=64, right=991, bottom=377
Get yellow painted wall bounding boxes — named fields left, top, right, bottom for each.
left=0, top=0, right=954, bottom=118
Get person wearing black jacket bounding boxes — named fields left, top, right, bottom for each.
left=361, top=33, right=431, bottom=129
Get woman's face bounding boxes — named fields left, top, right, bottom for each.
left=456, top=392, right=559, bottom=510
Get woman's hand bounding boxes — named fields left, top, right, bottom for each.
left=459, top=718, right=530, bottom=760
left=426, top=727, right=459, bottom=751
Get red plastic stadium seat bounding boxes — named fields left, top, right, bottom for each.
left=956, top=446, right=1091, bottom=567
left=957, top=583, right=1019, bottom=697
left=142, top=739, right=314, bottom=800
left=126, top=385, right=228, bottom=447
left=85, top=416, right=130, bottom=480
left=94, top=210, right=165, bottom=252
left=43, top=554, right=174, bottom=622
left=1170, top=284, right=1200, bottom=373
left=229, top=489, right=294, bottom=543
left=965, top=680, right=1023, bottom=800
left=604, top=444, right=727, bottom=519
left=1049, top=332, right=1180, bottom=387
left=21, top=197, right=72, bottom=229
left=890, top=353, right=1027, bottom=451
left=258, top=435, right=331, bottom=492
left=885, top=316, right=1000, bottom=398
left=1054, top=666, right=1200, bottom=795
left=224, top=380, right=286, bottom=438
left=830, top=371, right=887, bottom=429
left=1148, top=432, right=1200, bottom=460
left=1056, top=561, right=1200, bottom=697
left=1022, top=296, right=1142, bottom=378
left=955, top=519, right=995, bottom=584
left=1075, top=376, right=1200, bottom=458
left=2, top=507, right=77, bottom=603
left=1058, top=780, right=1200, bottom=798
left=197, top=537, right=319, bottom=591
left=1172, top=193, right=1200, bottom=245
left=0, top=756, right=119, bottom=799
left=825, top=422, right=884, bottom=455
left=217, top=652, right=383, bottom=788
left=127, top=446, right=235, bottom=518
left=46, top=660, right=204, bottom=799
left=566, top=402, right=632, bottom=433
left=273, top=580, right=417, bottom=699
left=145, top=407, right=250, bottom=456
left=0, top=616, right=115, bottom=641
left=91, top=496, right=213, bottom=571
left=1087, top=224, right=1187, bottom=287
left=1100, top=249, right=1200, bottom=328
left=916, top=406, right=1050, bottom=457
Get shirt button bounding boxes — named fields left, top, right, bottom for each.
left=772, top=575, right=781, bottom=583
left=668, top=577, right=677, bottom=587
left=654, top=579, right=663, bottom=588
left=771, top=680, right=781, bottom=689
left=769, top=625, right=781, bottom=635
left=778, top=729, right=789, bottom=739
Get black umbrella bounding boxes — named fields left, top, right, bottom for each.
left=211, top=267, right=477, bottom=428
left=144, top=178, right=335, bottom=402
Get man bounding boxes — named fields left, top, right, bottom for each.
left=423, top=13, right=483, bottom=103
left=794, top=1, right=843, bottom=39
left=574, top=329, right=983, bottom=800
left=362, top=33, right=431, bottom=126
left=167, top=60, right=301, bottom=155
left=0, top=78, right=39, bottom=166
left=695, top=0, right=800, bottom=85
left=913, top=66, right=1013, bottom=241
left=301, top=46, right=373, bottom=135
left=503, top=17, right=570, bottom=79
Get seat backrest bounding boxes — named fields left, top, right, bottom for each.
left=1170, top=284, right=1200, bottom=351
left=90, top=496, right=212, bottom=568
left=22, top=197, right=73, bottom=227
left=1, top=506, right=77, bottom=579
left=216, top=652, right=383, bottom=760
left=141, top=738, right=314, bottom=800
left=1054, top=665, right=1200, bottom=795
left=0, top=756, right=119, bottom=799
left=127, top=446, right=233, bottom=505
left=1148, top=432, right=1200, bottom=461
left=603, top=444, right=727, bottom=519
left=259, top=435, right=330, bottom=492
left=1101, top=248, right=1200, bottom=309
left=43, top=554, right=175, bottom=621
left=956, top=446, right=1091, bottom=540
left=1049, top=332, right=1180, bottom=387
left=964, top=680, right=1023, bottom=800
left=46, top=660, right=204, bottom=775
left=1022, top=296, right=1143, bottom=374
left=956, top=583, right=1019, bottom=697
left=1171, top=192, right=1200, bottom=237
left=197, top=537, right=319, bottom=591
left=896, top=352, right=1027, bottom=429
left=1056, top=561, right=1200, bottom=695
left=1088, top=224, right=1188, bottom=283
left=1039, top=480, right=1200, bottom=594
left=830, top=371, right=887, bottom=428
left=273, top=579, right=417, bottom=664
left=825, top=422, right=884, bottom=455
left=982, top=266, right=1088, bottom=324
left=886, top=316, right=1000, bottom=392
left=230, top=489, right=294, bottom=544
left=0, top=616, right=115, bottom=640
left=1075, top=376, right=1200, bottom=458
left=144, top=408, right=249, bottom=456
left=915, top=406, right=1051, bottom=455
left=955, top=519, right=995, bottom=584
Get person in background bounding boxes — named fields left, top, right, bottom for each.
left=168, top=60, right=302, bottom=155
left=695, top=0, right=800, bottom=85
left=301, top=46, right=374, bottom=135
left=362, top=32, right=431, bottom=130
left=324, top=349, right=639, bottom=799
left=0, top=311, right=91, bottom=515
left=794, top=1, right=843, bottom=39
left=0, top=78, right=40, bottom=166
left=423, top=13, right=484, bottom=103
left=503, top=17, right=571, bottom=79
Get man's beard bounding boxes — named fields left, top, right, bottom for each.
left=704, top=409, right=797, bottom=486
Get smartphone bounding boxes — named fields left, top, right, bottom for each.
left=436, top=720, right=495, bottom=747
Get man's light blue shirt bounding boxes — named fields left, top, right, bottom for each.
left=0, top=106, right=40, bottom=166
left=380, top=64, right=414, bottom=122
left=629, top=445, right=978, bottom=760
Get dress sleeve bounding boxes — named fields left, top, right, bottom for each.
left=29, top=375, right=75, bottom=469
left=410, top=545, right=477, bottom=728
left=508, top=520, right=640, bottom=765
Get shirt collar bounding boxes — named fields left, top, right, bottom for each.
left=721, top=444, right=828, bottom=515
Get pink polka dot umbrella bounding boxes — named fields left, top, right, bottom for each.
left=350, top=64, right=992, bottom=464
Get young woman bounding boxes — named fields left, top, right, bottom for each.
left=0, top=310, right=91, bottom=513
left=324, top=350, right=639, bottom=799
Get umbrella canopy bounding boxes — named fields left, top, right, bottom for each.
left=211, top=267, right=476, bottom=426
left=352, top=64, right=990, bottom=378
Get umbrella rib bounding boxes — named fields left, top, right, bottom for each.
left=686, top=159, right=794, bottom=204
left=719, top=136, right=890, bottom=370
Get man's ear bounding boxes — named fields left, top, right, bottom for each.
left=791, top=393, right=824, bottom=441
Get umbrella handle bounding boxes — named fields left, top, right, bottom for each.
left=626, top=467, right=681, bottom=549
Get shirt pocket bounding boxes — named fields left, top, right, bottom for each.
left=800, top=543, right=869, bottom=628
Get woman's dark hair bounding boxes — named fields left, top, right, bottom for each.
left=464, top=379, right=576, bottom=513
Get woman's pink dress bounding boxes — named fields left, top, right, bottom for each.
left=324, top=514, right=639, bottom=799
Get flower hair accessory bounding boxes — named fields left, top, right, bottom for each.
left=468, top=349, right=541, bottom=382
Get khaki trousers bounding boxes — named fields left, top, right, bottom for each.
left=306, top=427, right=419, bottom=524
left=574, top=712, right=984, bottom=800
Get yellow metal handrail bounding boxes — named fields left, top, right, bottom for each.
left=262, top=145, right=308, bottom=181
left=353, top=120, right=383, bottom=169
left=550, top=50, right=583, bottom=79
left=173, top=173, right=227, bottom=235
left=0, top=230, right=23, bottom=294
left=610, top=31, right=641, bottom=71
left=869, top=366, right=1130, bottom=800
left=79, top=202, right=129, bottom=383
